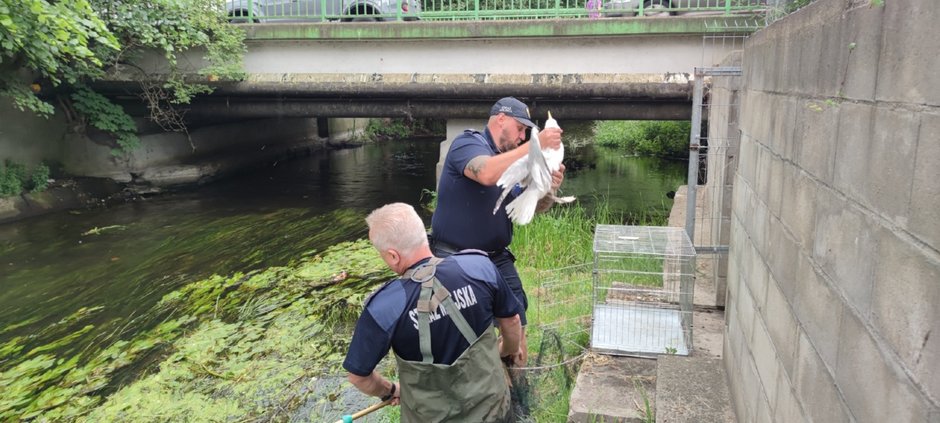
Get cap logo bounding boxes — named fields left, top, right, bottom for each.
left=499, top=106, right=513, bottom=113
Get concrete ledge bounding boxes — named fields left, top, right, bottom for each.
left=655, top=356, right=735, bottom=423
left=0, top=180, right=123, bottom=224
left=568, top=355, right=657, bottom=422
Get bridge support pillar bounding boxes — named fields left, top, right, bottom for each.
left=438, top=119, right=485, bottom=187
left=325, top=118, right=369, bottom=144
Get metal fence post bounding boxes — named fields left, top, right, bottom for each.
left=685, top=68, right=704, bottom=243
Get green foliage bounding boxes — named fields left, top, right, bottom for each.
left=0, top=80, right=54, bottom=117
left=0, top=159, right=50, bottom=197
left=0, top=0, right=119, bottom=116
left=70, top=86, right=140, bottom=154
left=420, top=188, right=438, bottom=213
left=0, top=0, right=247, bottom=151
left=365, top=117, right=446, bottom=141
left=0, top=239, right=393, bottom=421
left=633, top=377, right=654, bottom=422
left=29, top=163, right=49, bottom=192
left=367, top=118, right=412, bottom=140
left=593, top=121, right=691, bottom=158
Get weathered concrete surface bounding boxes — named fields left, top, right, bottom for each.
left=569, top=355, right=658, bottom=423
left=655, top=356, right=734, bottom=423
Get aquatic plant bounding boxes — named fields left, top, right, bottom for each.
left=0, top=240, right=393, bottom=421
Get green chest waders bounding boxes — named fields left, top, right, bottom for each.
left=397, top=258, right=512, bottom=423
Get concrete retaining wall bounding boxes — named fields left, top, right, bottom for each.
left=1, top=98, right=345, bottom=187
left=723, top=0, right=940, bottom=421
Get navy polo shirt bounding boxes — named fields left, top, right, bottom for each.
left=343, top=252, right=523, bottom=376
left=430, top=128, right=517, bottom=252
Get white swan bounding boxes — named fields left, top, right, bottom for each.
left=493, top=111, right=575, bottom=225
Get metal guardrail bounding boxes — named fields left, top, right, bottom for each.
left=226, top=0, right=769, bottom=23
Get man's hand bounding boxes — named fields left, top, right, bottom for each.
left=550, top=163, right=566, bottom=191
left=387, top=381, right=401, bottom=406
left=538, top=127, right=563, bottom=150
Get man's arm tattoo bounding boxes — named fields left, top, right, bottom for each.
left=466, top=156, right=487, bottom=179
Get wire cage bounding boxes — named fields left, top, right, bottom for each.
left=591, top=225, right=696, bottom=356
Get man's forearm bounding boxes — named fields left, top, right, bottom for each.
left=348, top=371, right=394, bottom=398
left=496, top=315, right=522, bottom=356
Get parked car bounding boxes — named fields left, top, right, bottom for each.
left=602, top=0, right=765, bottom=17
left=227, top=0, right=421, bottom=22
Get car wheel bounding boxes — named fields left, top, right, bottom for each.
left=640, top=0, right=674, bottom=16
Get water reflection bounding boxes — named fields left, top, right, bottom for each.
left=0, top=141, right=441, bottom=357
left=564, top=144, right=687, bottom=220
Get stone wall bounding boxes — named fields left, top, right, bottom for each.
left=723, top=0, right=940, bottom=421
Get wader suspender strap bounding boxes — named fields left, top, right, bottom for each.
left=403, top=257, right=478, bottom=364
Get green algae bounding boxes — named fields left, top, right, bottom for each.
left=0, top=239, right=393, bottom=421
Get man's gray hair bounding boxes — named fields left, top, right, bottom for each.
left=365, top=203, right=427, bottom=255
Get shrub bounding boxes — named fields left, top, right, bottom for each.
left=592, top=120, right=691, bottom=158
left=0, top=160, right=52, bottom=197
left=365, top=118, right=446, bottom=141
left=0, top=173, right=21, bottom=197
left=30, top=164, right=50, bottom=193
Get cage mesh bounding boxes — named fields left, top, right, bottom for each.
left=591, top=225, right=695, bottom=357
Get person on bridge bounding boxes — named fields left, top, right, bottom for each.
left=343, top=202, right=524, bottom=422
left=429, top=96, right=566, bottom=363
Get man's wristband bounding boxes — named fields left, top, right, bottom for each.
left=380, top=382, right=396, bottom=401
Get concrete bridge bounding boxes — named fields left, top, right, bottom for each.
left=99, top=15, right=762, bottom=126
left=4, top=14, right=762, bottom=188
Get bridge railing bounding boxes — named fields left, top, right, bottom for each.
left=226, top=0, right=770, bottom=23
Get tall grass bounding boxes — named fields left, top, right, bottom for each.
left=508, top=198, right=672, bottom=422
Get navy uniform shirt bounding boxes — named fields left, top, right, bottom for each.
left=343, top=252, right=523, bottom=376
left=430, top=128, right=518, bottom=252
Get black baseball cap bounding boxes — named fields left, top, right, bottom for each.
left=490, top=97, right=536, bottom=128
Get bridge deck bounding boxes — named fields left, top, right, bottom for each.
left=99, top=16, right=759, bottom=120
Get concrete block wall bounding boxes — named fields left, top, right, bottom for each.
left=723, top=0, right=940, bottom=421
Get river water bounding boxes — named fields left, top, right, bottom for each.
left=0, top=131, right=686, bottom=367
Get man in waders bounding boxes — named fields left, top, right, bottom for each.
left=344, top=203, right=524, bottom=423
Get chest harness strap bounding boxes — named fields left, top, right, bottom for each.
left=402, top=257, right=479, bottom=363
